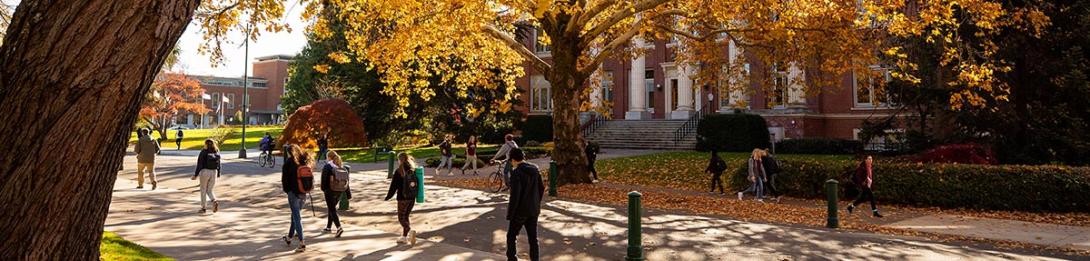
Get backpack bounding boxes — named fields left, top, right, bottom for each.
left=204, top=152, right=220, bottom=169
left=764, top=156, right=782, bottom=174
left=331, top=166, right=350, bottom=192
left=297, top=166, right=315, bottom=193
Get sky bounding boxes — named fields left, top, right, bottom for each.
left=2, top=0, right=310, bottom=78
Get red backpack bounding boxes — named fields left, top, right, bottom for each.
left=297, top=166, right=315, bottom=193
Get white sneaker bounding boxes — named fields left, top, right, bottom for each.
left=409, top=230, right=417, bottom=245
left=737, top=192, right=743, bottom=200
left=396, top=236, right=407, bottom=244
left=757, top=199, right=764, bottom=203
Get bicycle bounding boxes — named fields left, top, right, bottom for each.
left=487, top=159, right=509, bottom=193
left=258, top=150, right=276, bottom=168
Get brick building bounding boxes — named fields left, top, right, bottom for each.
left=515, top=33, right=907, bottom=150
left=182, top=54, right=293, bottom=127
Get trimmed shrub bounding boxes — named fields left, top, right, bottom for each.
left=775, top=138, right=862, bottom=155
left=730, top=159, right=1090, bottom=212
left=279, top=99, right=368, bottom=149
left=697, top=114, right=770, bottom=152
left=914, top=143, right=998, bottom=165
left=518, top=115, right=553, bottom=143
left=424, top=147, right=552, bottom=167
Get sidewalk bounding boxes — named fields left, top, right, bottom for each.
left=889, top=215, right=1090, bottom=251
left=106, top=177, right=503, bottom=260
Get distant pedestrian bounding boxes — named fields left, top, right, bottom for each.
left=321, top=150, right=347, bottom=238
left=585, top=141, right=600, bottom=183
left=134, top=128, right=160, bottom=190
left=386, top=152, right=419, bottom=245
left=847, top=156, right=883, bottom=218
left=259, top=132, right=275, bottom=156
left=737, top=148, right=766, bottom=202
left=436, top=134, right=455, bottom=176
left=461, top=135, right=480, bottom=175
left=317, top=133, right=329, bottom=161
left=760, top=149, right=782, bottom=202
left=705, top=149, right=727, bottom=194
left=505, top=148, right=545, bottom=261
left=175, top=128, right=184, bottom=150
left=191, top=139, right=221, bottom=214
left=280, top=144, right=314, bottom=252
left=490, top=134, right=520, bottom=189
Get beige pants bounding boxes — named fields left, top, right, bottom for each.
left=136, top=162, right=156, bottom=187
left=199, top=169, right=218, bottom=209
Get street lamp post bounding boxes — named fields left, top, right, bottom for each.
left=239, top=24, right=250, bottom=159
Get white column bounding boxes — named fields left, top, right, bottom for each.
left=626, top=53, right=649, bottom=120
left=671, top=64, right=695, bottom=119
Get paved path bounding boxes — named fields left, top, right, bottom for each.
left=108, top=150, right=1085, bottom=260
left=889, top=214, right=1090, bottom=251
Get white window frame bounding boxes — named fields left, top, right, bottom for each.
left=769, top=68, right=788, bottom=109
left=225, top=93, right=235, bottom=109
left=853, top=128, right=905, bottom=151
left=533, top=29, right=551, bottom=56
left=601, top=71, right=614, bottom=103
left=853, top=69, right=893, bottom=109
left=529, top=75, right=552, bottom=112
left=644, top=69, right=655, bottom=112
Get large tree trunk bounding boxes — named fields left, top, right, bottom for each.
left=547, top=36, right=593, bottom=185
left=0, top=1, right=198, bottom=259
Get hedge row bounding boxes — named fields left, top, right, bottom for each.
left=517, top=115, right=553, bottom=143
left=729, top=159, right=1090, bottom=212
left=774, top=138, right=862, bottom=155
left=423, top=147, right=551, bottom=168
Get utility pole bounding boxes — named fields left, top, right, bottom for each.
left=239, top=23, right=250, bottom=159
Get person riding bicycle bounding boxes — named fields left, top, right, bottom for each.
left=490, top=134, right=519, bottom=190
left=259, top=133, right=275, bottom=157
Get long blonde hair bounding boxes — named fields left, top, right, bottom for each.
left=751, top=148, right=763, bottom=160
left=290, top=144, right=312, bottom=166
left=327, top=150, right=343, bottom=167
left=397, top=152, right=415, bottom=176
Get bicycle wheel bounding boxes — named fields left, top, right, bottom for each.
left=489, top=172, right=505, bottom=193
left=259, top=153, right=268, bottom=167
left=268, top=156, right=276, bottom=168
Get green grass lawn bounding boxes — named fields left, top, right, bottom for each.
left=100, top=231, right=172, bottom=261
left=597, top=151, right=850, bottom=192
left=130, top=126, right=283, bottom=152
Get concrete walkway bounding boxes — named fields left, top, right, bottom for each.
left=888, top=214, right=1090, bottom=251
left=108, top=150, right=1085, bottom=260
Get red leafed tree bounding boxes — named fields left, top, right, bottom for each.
left=140, top=73, right=209, bottom=140
left=280, top=98, right=367, bottom=150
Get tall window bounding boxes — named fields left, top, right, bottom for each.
left=211, top=93, right=221, bottom=109
left=601, top=71, right=614, bottom=103
left=534, top=29, right=550, bottom=54
left=644, top=69, right=655, bottom=110
left=225, top=93, right=236, bottom=109
left=530, top=75, right=552, bottom=112
left=719, top=63, right=751, bottom=109
left=768, top=65, right=788, bottom=109
left=854, top=69, right=892, bottom=107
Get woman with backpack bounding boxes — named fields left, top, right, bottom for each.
left=385, top=152, right=419, bottom=245
left=321, top=150, right=347, bottom=238
left=705, top=149, right=727, bottom=194
left=192, top=139, right=221, bottom=213
left=737, top=148, right=767, bottom=202
left=280, top=144, right=313, bottom=252
left=847, top=155, right=883, bottom=218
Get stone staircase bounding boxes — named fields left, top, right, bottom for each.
left=586, top=120, right=697, bottom=150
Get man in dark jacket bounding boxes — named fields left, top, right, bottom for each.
left=760, top=150, right=782, bottom=202
left=134, top=128, right=160, bottom=190
left=506, top=148, right=545, bottom=261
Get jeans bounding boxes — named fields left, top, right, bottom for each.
left=397, top=200, right=415, bottom=236
left=462, top=155, right=479, bottom=172
left=506, top=216, right=540, bottom=261
left=287, top=191, right=305, bottom=241
left=324, top=191, right=342, bottom=229
left=198, top=169, right=217, bottom=209
left=740, top=177, right=765, bottom=199
left=437, top=155, right=453, bottom=174
left=764, top=173, right=780, bottom=197
left=503, top=161, right=512, bottom=187
left=710, top=172, right=724, bottom=193
left=136, top=162, right=156, bottom=187
left=588, top=160, right=598, bottom=180
left=852, top=186, right=878, bottom=210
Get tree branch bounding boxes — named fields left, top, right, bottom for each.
left=571, top=0, right=618, bottom=34
left=581, top=0, right=670, bottom=47
left=580, top=18, right=643, bottom=76
left=482, top=24, right=553, bottom=74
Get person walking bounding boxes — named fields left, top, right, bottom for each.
left=461, top=135, right=480, bottom=175
left=705, top=149, right=727, bottom=194
left=134, top=128, right=160, bottom=190
left=436, top=134, right=455, bottom=176
left=737, top=148, right=766, bottom=201
left=385, top=152, right=419, bottom=245
left=847, top=155, right=883, bottom=218
left=585, top=141, right=600, bottom=183
left=321, top=150, right=347, bottom=238
left=191, top=139, right=221, bottom=213
left=175, top=128, right=184, bottom=150
left=760, top=149, right=783, bottom=202
left=490, top=134, right=519, bottom=189
left=280, top=144, right=313, bottom=252
left=505, top=148, right=545, bottom=261
left=317, top=133, right=329, bottom=162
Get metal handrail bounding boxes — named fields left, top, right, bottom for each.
left=673, top=110, right=705, bottom=144
left=581, top=114, right=608, bottom=138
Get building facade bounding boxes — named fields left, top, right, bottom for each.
left=183, top=54, right=293, bottom=127
left=515, top=33, right=906, bottom=147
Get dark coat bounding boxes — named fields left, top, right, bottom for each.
left=282, top=158, right=300, bottom=194
left=194, top=149, right=221, bottom=177
left=507, top=162, right=545, bottom=220
left=706, top=156, right=726, bottom=174
left=385, top=165, right=418, bottom=201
